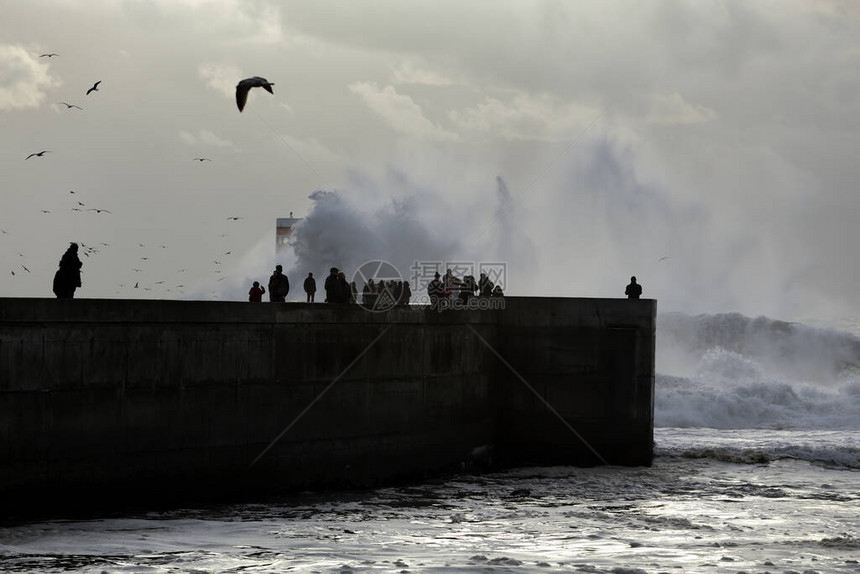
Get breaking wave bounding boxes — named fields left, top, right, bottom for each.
left=655, top=313, right=860, bottom=431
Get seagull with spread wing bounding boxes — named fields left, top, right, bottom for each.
left=59, top=102, right=83, bottom=110
left=235, top=76, right=274, bottom=112
left=86, top=81, right=101, bottom=95
left=25, top=151, right=51, bottom=160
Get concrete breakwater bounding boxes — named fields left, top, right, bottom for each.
left=0, top=297, right=655, bottom=516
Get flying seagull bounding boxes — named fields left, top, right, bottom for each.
left=87, top=208, right=112, bottom=214
left=193, top=157, right=211, bottom=162
left=86, top=81, right=101, bottom=95
left=59, top=102, right=83, bottom=110
left=40, top=53, right=59, bottom=58
left=235, top=76, right=274, bottom=112
left=226, top=216, right=243, bottom=220
left=25, top=151, right=51, bottom=160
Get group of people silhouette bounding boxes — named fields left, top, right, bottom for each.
left=47, top=244, right=642, bottom=303
left=249, top=265, right=509, bottom=307
left=426, top=269, right=503, bottom=306
left=250, top=265, right=411, bottom=305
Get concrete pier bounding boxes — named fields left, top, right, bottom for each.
left=0, top=297, right=655, bottom=517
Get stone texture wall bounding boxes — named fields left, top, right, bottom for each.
left=0, top=296, right=654, bottom=515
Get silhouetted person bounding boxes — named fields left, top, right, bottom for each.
left=349, top=281, right=358, bottom=304
left=478, top=273, right=494, bottom=297
left=460, top=274, right=477, bottom=303
left=53, top=242, right=82, bottom=299
left=303, top=272, right=316, bottom=302
left=268, top=264, right=289, bottom=302
left=338, top=271, right=351, bottom=304
left=492, top=284, right=504, bottom=297
left=427, top=272, right=444, bottom=306
left=625, top=276, right=642, bottom=299
left=402, top=281, right=412, bottom=304
left=363, top=280, right=375, bottom=307
left=443, top=269, right=461, bottom=300
left=324, top=267, right=340, bottom=303
left=248, top=281, right=265, bottom=302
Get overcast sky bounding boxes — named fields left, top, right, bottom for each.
left=2, top=1, right=859, bottom=322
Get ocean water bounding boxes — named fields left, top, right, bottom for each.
left=1, top=313, right=859, bottom=573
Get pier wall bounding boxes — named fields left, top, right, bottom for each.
left=0, top=297, right=654, bottom=514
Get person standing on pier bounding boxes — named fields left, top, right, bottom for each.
left=303, top=272, right=317, bottom=302
left=52, top=242, right=83, bottom=299
left=268, top=265, right=290, bottom=302
left=325, top=267, right=340, bottom=303
left=625, top=276, right=642, bottom=299
left=248, top=281, right=265, bottom=302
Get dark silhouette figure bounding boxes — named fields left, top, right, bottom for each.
left=443, top=269, right=461, bottom=300
left=53, top=243, right=82, bottom=299
left=427, top=272, right=445, bottom=306
left=625, top=276, right=642, bottom=299
left=338, top=272, right=351, bottom=304
left=362, top=280, right=375, bottom=307
left=402, top=281, right=412, bottom=305
left=303, top=272, right=317, bottom=302
left=478, top=273, right=494, bottom=297
left=349, top=281, right=358, bottom=304
left=248, top=281, right=265, bottom=302
left=460, top=275, right=477, bottom=303
left=324, top=267, right=340, bottom=303
left=268, top=265, right=289, bottom=302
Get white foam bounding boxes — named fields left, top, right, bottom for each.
left=655, top=313, right=860, bottom=431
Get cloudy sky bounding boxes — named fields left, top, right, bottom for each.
left=2, top=1, right=858, bottom=321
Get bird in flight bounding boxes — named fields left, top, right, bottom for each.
left=86, top=81, right=101, bottom=95
left=40, top=53, right=59, bottom=58
left=59, top=102, right=83, bottom=110
left=25, top=150, right=51, bottom=160
left=193, top=157, right=211, bottom=162
left=658, top=256, right=670, bottom=262
left=21, top=265, right=30, bottom=273
left=87, top=208, right=112, bottom=214
left=235, top=76, right=274, bottom=112
left=41, top=210, right=51, bottom=214
left=226, top=216, right=242, bottom=220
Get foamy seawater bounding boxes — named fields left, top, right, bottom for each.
left=1, top=440, right=858, bottom=573
left=1, top=313, right=859, bottom=573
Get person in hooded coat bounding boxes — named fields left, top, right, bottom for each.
left=53, top=242, right=82, bottom=299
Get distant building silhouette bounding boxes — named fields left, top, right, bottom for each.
left=275, top=212, right=302, bottom=258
